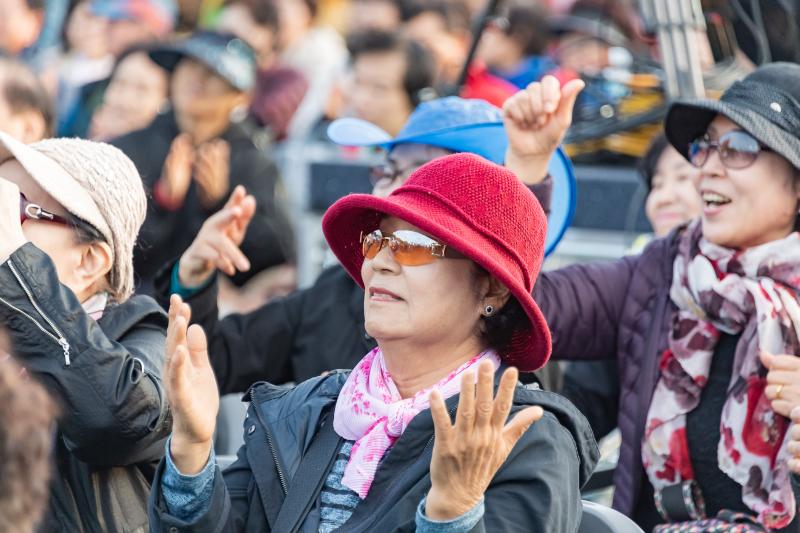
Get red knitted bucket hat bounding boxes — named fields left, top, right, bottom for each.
left=322, top=153, right=551, bottom=371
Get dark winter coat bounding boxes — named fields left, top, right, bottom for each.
left=111, top=111, right=295, bottom=294
left=148, top=370, right=599, bottom=532
left=0, top=244, right=170, bottom=532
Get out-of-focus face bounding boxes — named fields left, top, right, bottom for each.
left=404, top=12, right=466, bottom=84
left=0, top=93, right=43, bottom=143
left=476, top=23, right=522, bottom=70
left=348, top=0, right=401, bottom=33
left=0, top=161, right=92, bottom=294
left=0, top=0, right=43, bottom=55
left=217, top=4, right=276, bottom=68
left=171, top=57, right=246, bottom=124
left=93, top=52, right=168, bottom=139
left=274, top=0, right=312, bottom=49
left=645, top=145, right=702, bottom=237
left=348, top=50, right=413, bottom=137
left=66, top=2, right=109, bottom=59
left=371, top=144, right=453, bottom=198
left=697, top=115, right=800, bottom=249
left=361, top=216, right=483, bottom=351
left=556, top=34, right=610, bottom=76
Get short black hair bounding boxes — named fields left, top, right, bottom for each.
left=347, top=29, right=435, bottom=107
left=637, top=133, right=670, bottom=191
left=403, top=0, right=470, bottom=34
left=225, top=0, right=279, bottom=30
left=500, top=2, right=551, bottom=56
left=0, top=58, right=53, bottom=137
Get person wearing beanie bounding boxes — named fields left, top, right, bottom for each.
left=152, top=76, right=582, bottom=397
left=529, top=62, right=800, bottom=530
left=150, top=152, right=598, bottom=532
left=0, top=133, right=169, bottom=532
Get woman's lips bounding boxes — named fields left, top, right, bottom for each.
left=369, top=287, right=403, bottom=302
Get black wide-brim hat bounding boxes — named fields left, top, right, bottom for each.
left=665, top=62, right=800, bottom=170
left=149, top=30, right=256, bottom=91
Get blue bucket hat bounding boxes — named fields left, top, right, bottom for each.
left=149, top=31, right=256, bottom=91
left=327, top=97, right=576, bottom=256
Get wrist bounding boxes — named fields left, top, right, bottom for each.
left=425, top=486, right=481, bottom=521
left=154, top=180, right=185, bottom=211
left=177, top=257, right=215, bottom=289
left=169, top=434, right=213, bottom=476
left=505, top=149, right=551, bottom=185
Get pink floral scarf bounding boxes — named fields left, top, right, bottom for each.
left=333, top=347, right=500, bottom=499
left=642, top=221, right=800, bottom=529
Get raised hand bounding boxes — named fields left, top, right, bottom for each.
left=194, top=139, right=231, bottom=209
left=158, top=133, right=195, bottom=207
left=761, top=351, right=800, bottom=418
left=0, top=179, right=28, bottom=262
left=426, top=361, right=544, bottom=520
left=177, top=185, right=256, bottom=288
left=503, top=76, right=584, bottom=184
left=165, top=295, right=219, bottom=475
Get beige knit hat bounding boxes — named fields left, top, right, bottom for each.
left=0, top=132, right=146, bottom=302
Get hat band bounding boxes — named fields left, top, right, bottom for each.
left=722, top=80, right=800, bottom=136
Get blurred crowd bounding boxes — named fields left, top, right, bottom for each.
left=3, top=0, right=800, bottom=532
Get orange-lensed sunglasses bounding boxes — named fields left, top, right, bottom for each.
left=360, top=229, right=461, bottom=266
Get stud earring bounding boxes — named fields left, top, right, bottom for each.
left=484, top=305, right=494, bottom=317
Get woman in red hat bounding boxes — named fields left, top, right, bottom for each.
left=148, top=153, right=598, bottom=532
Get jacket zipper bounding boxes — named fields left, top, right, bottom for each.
left=1, top=259, right=71, bottom=365
left=251, top=396, right=288, bottom=495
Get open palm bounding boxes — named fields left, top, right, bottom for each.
left=165, top=295, right=219, bottom=447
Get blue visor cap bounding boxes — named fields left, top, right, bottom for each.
left=327, top=96, right=576, bottom=256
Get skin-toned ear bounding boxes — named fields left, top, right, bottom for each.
left=15, top=109, right=47, bottom=144
left=74, top=241, right=113, bottom=301
left=483, top=276, right=511, bottom=314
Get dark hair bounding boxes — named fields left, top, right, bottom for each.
left=0, top=58, right=54, bottom=137
left=67, top=213, right=106, bottom=246
left=0, top=347, right=57, bottom=533
left=637, top=133, right=671, bottom=191
left=25, top=0, right=45, bottom=9
left=403, top=0, right=471, bottom=34
left=347, top=30, right=436, bottom=107
left=498, top=2, right=551, bottom=56
left=470, top=265, right=528, bottom=355
left=225, top=0, right=279, bottom=30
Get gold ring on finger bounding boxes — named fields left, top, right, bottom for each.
left=776, top=384, right=785, bottom=399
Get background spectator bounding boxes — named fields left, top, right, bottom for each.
left=346, top=0, right=403, bottom=33
left=111, top=31, right=295, bottom=294
left=275, top=0, right=349, bottom=138
left=89, top=48, right=169, bottom=140
left=344, top=30, right=435, bottom=137
left=0, top=0, right=46, bottom=63
left=215, top=0, right=309, bottom=141
left=477, top=1, right=556, bottom=89
left=0, top=57, right=53, bottom=143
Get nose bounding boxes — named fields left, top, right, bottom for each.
left=699, top=144, right=726, bottom=179
left=369, top=240, right=401, bottom=274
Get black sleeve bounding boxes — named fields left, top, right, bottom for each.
left=560, top=360, right=620, bottom=440
left=153, top=259, right=306, bottom=394
left=0, top=244, right=169, bottom=466
left=228, top=153, right=296, bottom=286
left=527, top=175, right=553, bottom=216
left=478, top=412, right=584, bottom=532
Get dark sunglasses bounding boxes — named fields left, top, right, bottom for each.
left=360, top=229, right=461, bottom=266
left=19, top=193, right=71, bottom=226
left=688, top=130, right=771, bottom=170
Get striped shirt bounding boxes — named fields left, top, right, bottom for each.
left=319, top=441, right=360, bottom=532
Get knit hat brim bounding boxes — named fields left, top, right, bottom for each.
left=0, top=132, right=113, bottom=244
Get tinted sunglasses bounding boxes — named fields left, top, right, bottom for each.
left=19, top=193, right=71, bottom=226
left=360, top=229, right=461, bottom=266
left=688, top=130, right=770, bottom=170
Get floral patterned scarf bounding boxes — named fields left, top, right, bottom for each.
left=333, top=347, right=500, bottom=499
left=642, top=221, right=800, bottom=529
